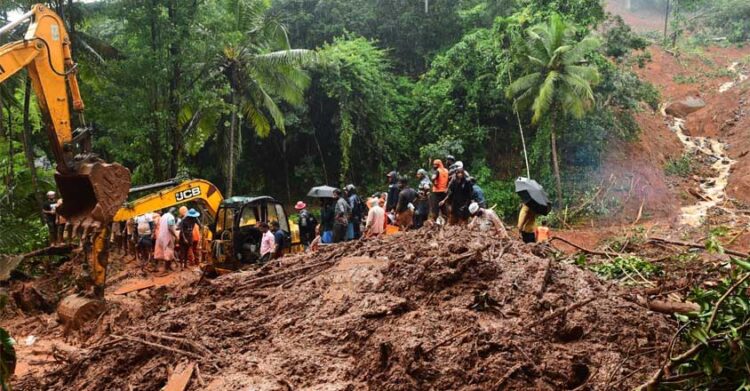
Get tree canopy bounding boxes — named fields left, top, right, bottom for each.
left=0, top=0, right=665, bottom=253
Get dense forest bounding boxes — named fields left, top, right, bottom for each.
left=0, top=0, right=747, bottom=252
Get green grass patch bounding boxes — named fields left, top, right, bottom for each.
left=589, top=255, right=660, bottom=281
left=664, top=154, right=694, bottom=177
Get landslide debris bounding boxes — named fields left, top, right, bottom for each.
left=17, top=226, right=675, bottom=390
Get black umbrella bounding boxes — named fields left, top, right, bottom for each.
left=515, top=177, right=551, bottom=216
left=307, top=185, right=338, bottom=198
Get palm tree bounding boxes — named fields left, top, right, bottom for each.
left=217, top=0, right=314, bottom=196
left=507, top=13, right=600, bottom=202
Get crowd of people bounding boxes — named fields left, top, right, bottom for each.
left=42, top=154, right=547, bottom=268
left=293, top=154, right=550, bottom=249
left=124, top=206, right=204, bottom=271
left=44, top=199, right=205, bottom=272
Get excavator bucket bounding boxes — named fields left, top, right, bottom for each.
left=57, top=295, right=105, bottom=330
left=55, top=161, right=131, bottom=223
left=55, top=161, right=129, bottom=329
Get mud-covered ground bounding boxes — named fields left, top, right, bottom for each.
left=10, top=226, right=678, bottom=391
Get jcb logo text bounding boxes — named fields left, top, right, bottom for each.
left=175, top=187, right=201, bottom=202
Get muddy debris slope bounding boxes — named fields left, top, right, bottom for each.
left=18, top=226, right=674, bottom=390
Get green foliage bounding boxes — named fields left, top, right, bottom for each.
left=0, top=0, right=665, bottom=231
left=419, top=136, right=465, bottom=167
left=702, top=0, right=750, bottom=43
left=0, top=327, right=14, bottom=391
left=589, top=255, right=660, bottom=281
left=705, top=227, right=729, bottom=255
left=672, top=267, right=750, bottom=388
left=315, top=36, right=409, bottom=184
left=665, top=154, right=694, bottom=177
left=601, top=15, right=648, bottom=63
left=508, top=13, right=601, bottom=125
left=471, top=162, right=519, bottom=219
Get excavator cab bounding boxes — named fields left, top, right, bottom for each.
left=210, top=197, right=301, bottom=274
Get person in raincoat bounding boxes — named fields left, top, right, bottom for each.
left=430, top=160, right=449, bottom=220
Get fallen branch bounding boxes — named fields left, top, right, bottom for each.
left=647, top=300, right=700, bottom=315
left=530, top=297, right=597, bottom=328
left=535, top=259, right=551, bottom=299
left=424, top=326, right=473, bottom=355
left=550, top=236, right=621, bottom=258
left=140, top=331, right=214, bottom=358
left=648, top=237, right=749, bottom=258
left=494, top=362, right=525, bottom=389
left=111, top=334, right=204, bottom=360
left=239, top=259, right=336, bottom=289
left=636, top=275, right=750, bottom=390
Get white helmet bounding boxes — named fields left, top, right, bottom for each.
left=468, top=202, right=479, bottom=215
left=46, top=191, right=56, bottom=197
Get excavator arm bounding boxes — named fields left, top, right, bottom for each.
left=1, top=5, right=131, bottom=328
left=114, top=179, right=224, bottom=222
left=0, top=4, right=130, bottom=222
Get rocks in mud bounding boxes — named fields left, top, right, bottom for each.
left=665, top=95, right=706, bottom=118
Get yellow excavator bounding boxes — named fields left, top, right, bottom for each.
left=113, top=178, right=303, bottom=272
left=0, top=5, right=131, bottom=327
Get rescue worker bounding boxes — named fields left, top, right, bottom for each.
left=413, top=181, right=430, bottom=229
left=416, top=169, right=432, bottom=189
left=445, top=155, right=456, bottom=171
left=468, top=202, right=507, bottom=238
left=320, top=198, right=335, bottom=243
left=178, top=208, right=199, bottom=268
left=154, top=207, right=178, bottom=272
left=471, top=178, right=487, bottom=208
left=271, top=220, right=286, bottom=259
left=333, top=188, right=351, bottom=243
left=54, top=197, right=66, bottom=243
left=42, top=191, right=57, bottom=244
left=385, top=171, right=400, bottom=212
left=295, top=201, right=317, bottom=246
left=365, top=197, right=385, bottom=237
left=395, top=177, right=417, bottom=230
left=517, top=203, right=538, bottom=243
left=135, top=213, right=154, bottom=264
left=430, top=160, right=449, bottom=220
left=346, top=184, right=364, bottom=239
left=440, top=168, right=473, bottom=225
left=259, top=222, right=274, bottom=262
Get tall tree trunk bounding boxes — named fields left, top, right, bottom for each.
left=0, top=93, right=5, bottom=188
left=167, top=0, right=183, bottom=178
left=549, top=115, right=563, bottom=204
left=148, top=0, right=164, bottom=181
left=663, top=0, right=670, bottom=42
left=226, top=66, right=239, bottom=197
left=282, top=136, right=291, bottom=205
left=6, top=102, right=13, bottom=196
left=20, top=79, right=45, bottom=222
left=312, top=130, right=329, bottom=184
